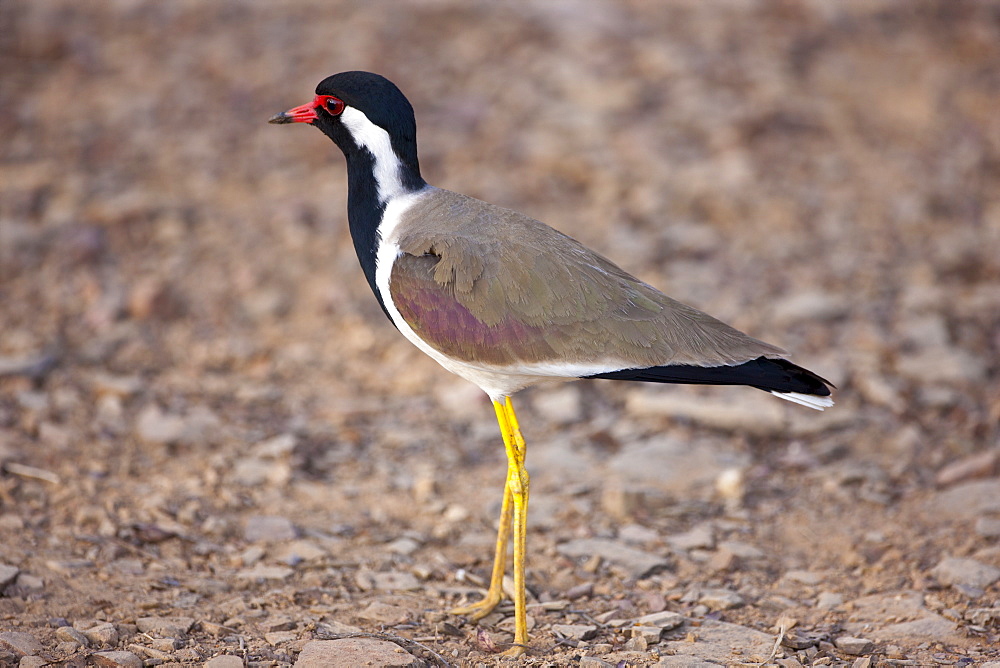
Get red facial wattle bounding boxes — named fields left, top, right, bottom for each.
left=268, top=95, right=345, bottom=125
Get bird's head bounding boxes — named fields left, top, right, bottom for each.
left=269, top=71, right=420, bottom=177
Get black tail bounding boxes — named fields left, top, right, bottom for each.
left=585, top=356, right=834, bottom=397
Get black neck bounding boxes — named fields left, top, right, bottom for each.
left=342, top=148, right=425, bottom=323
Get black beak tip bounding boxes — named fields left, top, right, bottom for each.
left=268, top=112, right=292, bottom=125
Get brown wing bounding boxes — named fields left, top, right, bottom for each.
left=389, top=189, right=786, bottom=371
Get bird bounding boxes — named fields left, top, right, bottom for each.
left=269, top=71, right=833, bottom=656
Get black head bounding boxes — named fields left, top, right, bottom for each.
left=269, top=71, right=421, bottom=178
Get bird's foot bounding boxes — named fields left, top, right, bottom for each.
left=501, top=644, right=527, bottom=657
left=449, top=592, right=503, bottom=621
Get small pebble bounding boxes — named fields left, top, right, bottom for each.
left=136, top=616, right=195, bottom=637
left=784, top=569, right=824, bottom=585
left=91, top=650, right=143, bottom=668
left=82, top=622, right=119, bottom=647
left=579, top=657, right=614, bottom=668
left=623, top=634, right=648, bottom=651
left=0, top=564, right=20, bottom=587
left=244, top=515, right=297, bottom=543
left=931, top=557, right=1000, bottom=588
left=974, top=517, right=1000, bottom=538
left=815, top=591, right=844, bottom=610
left=236, top=564, right=294, bottom=581
left=0, top=633, right=43, bottom=657
left=667, top=523, right=715, bottom=551
left=835, top=636, right=874, bottom=655
left=634, top=610, right=684, bottom=629
left=205, top=656, right=245, bottom=668
left=56, top=626, right=90, bottom=647
left=557, top=538, right=669, bottom=578
left=385, top=537, right=421, bottom=556
left=565, top=582, right=593, bottom=600
left=294, top=639, right=421, bottom=667
left=19, top=657, right=48, bottom=668
left=551, top=624, right=598, bottom=640
left=354, top=570, right=420, bottom=591
left=699, top=588, right=745, bottom=610
left=629, top=625, right=663, bottom=642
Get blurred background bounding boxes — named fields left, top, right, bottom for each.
left=1, top=0, right=999, bottom=664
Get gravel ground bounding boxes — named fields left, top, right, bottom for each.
left=2, top=1, right=999, bottom=666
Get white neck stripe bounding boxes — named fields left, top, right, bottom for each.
left=340, top=106, right=406, bottom=205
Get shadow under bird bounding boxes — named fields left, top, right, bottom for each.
left=270, top=71, right=834, bottom=655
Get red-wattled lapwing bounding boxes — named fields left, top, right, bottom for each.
left=270, top=71, right=833, bottom=655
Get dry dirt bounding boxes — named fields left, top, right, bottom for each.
left=2, top=1, right=1000, bottom=666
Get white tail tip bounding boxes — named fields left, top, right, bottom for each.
left=771, top=391, right=834, bottom=411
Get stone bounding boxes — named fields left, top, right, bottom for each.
left=565, top=582, right=593, bottom=600
left=276, top=539, right=327, bottom=564
left=935, top=451, right=999, bottom=486
left=815, top=591, right=844, bottom=610
left=699, top=588, right=745, bottom=610
left=293, top=639, right=421, bottom=667
left=772, top=291, right=848, bottom=325
left=0, top=564, right=19, bottom=587
left=135, top=404, right=186, bottom=445
left=252, top=433, right=298, bottom=458
left=607, top=433, right=752, bottom=493
left=835, top=636, right=874, bottom=655
left=551, top=624, right=598, bottom=640
left=135, top=615, right=195, bottom=637
left=385, top=537, right=420, bottom=556
left=19, top=657, right=48, bottom=668
left=871, top=616, right=960, bottom=643
left=924, top=478, right=1000, bottom=520
left=784, top=569, right=824, bottom=585
left=851, top=658, right=872, bottom=668
left=635, top=610, right=684, bottom=629
left=965, top=608, right=1000, bottom=625
left=355, top=601, right=410, bottom=625
left=236, top=564, right=294, bottom=582
left=354, top=570, right=420, bottom=591
left=975, top=516, right=1000, bottom=538
left=718, top=541, right=765, bottom=560
left=56, top=626, right=90, bottom=646
left=661, top=619, right=773, bottom=664
left=667, top=524, right=715, bottom=551
left=206, top=657, right=245, bottom=668
left=844, top=591, right=963, bottom=644
left=82, top=622, right=119, bottom=647
left=244, top=515, right=297, bottom=542
left=896, top=347, right=985, bottom=384
left=265, top=631, right=298, bottom=645
left=630, top=625, right=663, bottom=642
left=931, top=557, right=1000, bottom=588
left=231, top=458, right=275, bottom=486
left=579, top=658, right=614, bottom=668
left=557, top=538, right=669, bottom=578
left=0, top=633, right=43, bottom=656
left=618, top=523, right=660, bottom=544
left=91, top=651, right=144, bottom=668
left=656, top=659, right=719, bottom=668
left=624, top=393, right=785, bottom=437
left=15, top=573, right=45, bottom=591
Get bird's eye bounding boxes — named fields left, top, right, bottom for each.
left=317, top=95, right=345, bottom=116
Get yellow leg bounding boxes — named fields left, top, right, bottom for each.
left=449, top=425, right=513, bottom=617
left=502, top=397, right=530, bottom=655
left=449, top=397, right=530, bottom=656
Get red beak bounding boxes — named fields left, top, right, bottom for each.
left=268, top=100, right=318, bottom=124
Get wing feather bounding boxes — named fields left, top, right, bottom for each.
left=388, top=188, right=786, bottom=372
